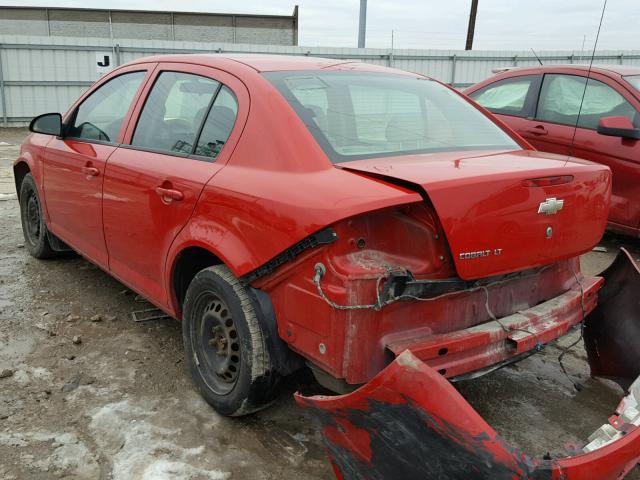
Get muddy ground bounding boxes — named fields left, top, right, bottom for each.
left=0, top=127, right=638, bottom=479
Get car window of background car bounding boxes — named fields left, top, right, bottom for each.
left=193, top=86, right=238, bottom=159
left=468, top=76, right=536, bottom=116
left=537, top=74, right=640, bottom=129
left=624, top=75, right=640, bottom=93
left=132, top=71, right=219, bottom=155
left=67, top=71, right=146, bottom=143
left=266, top=72, right=520, bottom=163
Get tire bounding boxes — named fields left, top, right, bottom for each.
left=19, top=173, right=57, bottom=259
left=182, top=265, right=280, bottom=416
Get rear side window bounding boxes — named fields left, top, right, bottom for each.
left=67, top=71, right=145, bottom=143
left=132, top=72, right=220, bottom=155
left=469, top=75, right=539, bottom=117
left=194, top=87, right=238, bottom=159
left=537, top=74, right=640, bottom=129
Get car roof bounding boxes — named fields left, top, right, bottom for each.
left=128, top=53, right=417, bottom=75
left=492, top=64, right=640, bottom=77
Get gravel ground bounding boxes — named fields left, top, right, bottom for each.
left=0, top=127, right=638, bottom=479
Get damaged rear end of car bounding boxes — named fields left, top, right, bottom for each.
left=294, top=248, right=640, bottom=480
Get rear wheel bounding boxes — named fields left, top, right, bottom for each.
left=182, top=265, right=280, bottom=416
left=19, top=173, right=57, bottom=259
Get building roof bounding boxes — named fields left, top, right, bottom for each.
left=0, top=5, right=299, bottom=20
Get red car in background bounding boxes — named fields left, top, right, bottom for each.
left=466, top=65, right=640, bottom=238
left=13, top=55, right=640, bottom=478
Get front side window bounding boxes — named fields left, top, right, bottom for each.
left=265, top=71, right=520, bottom=164
left=67, top=71, right=146, bottom=143
left=132, top=72, right=220, bottom=155
left=537, top=74, right=640, bottom=129
left=469, top=75, right=538, bottom=117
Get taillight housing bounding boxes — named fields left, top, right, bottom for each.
left=326, top=202, right=454, bottom=279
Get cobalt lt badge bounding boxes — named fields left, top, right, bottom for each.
left=538, top=197, right=564, bottom=215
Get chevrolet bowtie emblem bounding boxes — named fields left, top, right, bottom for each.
left=538, top=197, right=564, bottom=215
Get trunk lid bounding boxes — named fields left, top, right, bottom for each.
left=341, top=149, right=611, bottom=280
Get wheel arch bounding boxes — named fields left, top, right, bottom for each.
left=166, top=212, right=272, bottom=318
left=167, top=240, right=305, bottom=376
left=169, top=243, right=225, bottom=318
left=13, top=160, right=31, bottom=200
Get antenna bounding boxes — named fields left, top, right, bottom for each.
left=568, top=0, right=608, bottom=160
left=557, top=0, right=608, bottom=392
left=530, top=48, right=543, bottom=66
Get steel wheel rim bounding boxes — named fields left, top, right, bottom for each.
left=192, top=291, right=241, bottom=395
left=25, top=191, right=41, bottom=245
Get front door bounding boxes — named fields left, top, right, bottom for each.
left=43, top=68, right=149, bottom=267
left=102, top=64, right=244, bottom=307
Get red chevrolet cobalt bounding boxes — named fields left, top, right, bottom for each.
left=14, top=55, right=640, bottom=479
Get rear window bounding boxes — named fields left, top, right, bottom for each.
left=264, top=71, right=520, bottom=164
left=468, top=75, right=539, bottom=117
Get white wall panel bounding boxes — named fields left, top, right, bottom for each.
left=1, top=35, right=639, bottom=125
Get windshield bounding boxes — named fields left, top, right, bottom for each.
left=264, top=71, right=520, bottom=163
left=625, top=75, right=640, bottom=92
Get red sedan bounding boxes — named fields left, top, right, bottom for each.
left=466, top=65, right=640, bottom=238
left=13, top=55, right=640, bottom=478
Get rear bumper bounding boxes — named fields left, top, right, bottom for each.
left=297, top=351, right=640, bottom=480
left=387, top=275, right=602, bottom=379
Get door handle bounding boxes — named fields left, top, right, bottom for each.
left=82, top=166, right=100, bottom=177
left=155, top=186, right=184, bottom=202
left=523, top=125, right=548, bottom=136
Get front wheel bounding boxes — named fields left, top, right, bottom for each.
left=18, top=173, right=57, bottom=259
left=182, top=265, right=280, bottom=416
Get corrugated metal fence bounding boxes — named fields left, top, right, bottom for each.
left=2, top=34, right=640, bottom=126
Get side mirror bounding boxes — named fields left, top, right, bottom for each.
left=597, top=116, right=640, bottom=140
left=29, top=113, right=63, bottom=136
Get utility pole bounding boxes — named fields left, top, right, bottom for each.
left=465, top=0, right=478, bottom=50
left=358, top=0, right=367, bottom=48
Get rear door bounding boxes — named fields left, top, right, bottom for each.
left=534, top=73, right=640, bottom=230
left=43, top=66, right=150, bottom=267
left=467, top=74, right=541, bottom=140
left=102, top=63, right=246, bottom=307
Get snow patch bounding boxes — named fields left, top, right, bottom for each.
left=90, top=399, right=230, bottom=480
left=10, top=365, right=51, bottom=385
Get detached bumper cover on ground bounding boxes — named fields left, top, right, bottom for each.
left=297, top=249, right=640, bottom=480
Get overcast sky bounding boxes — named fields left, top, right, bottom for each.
left=4, top=0, right=639, bottom=51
